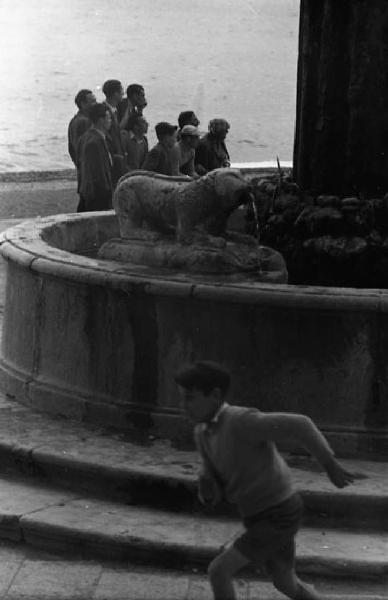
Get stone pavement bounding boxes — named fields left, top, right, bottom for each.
left=0, top=177, right=77, bottom=219
left=0, top=540, right=386, bottom=600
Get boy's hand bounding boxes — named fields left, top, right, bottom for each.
left=323, top=456, right=366, bottom=488
left=198, top=473, right=223, bottom=506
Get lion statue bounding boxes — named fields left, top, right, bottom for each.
left=100, top=168, right=287, bottom=279
left=113, top=168, right=254, bottom=247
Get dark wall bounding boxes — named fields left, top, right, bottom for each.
left=294, top=0, right=388, bottom=196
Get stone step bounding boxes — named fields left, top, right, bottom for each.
left=0, top=394, right=385, bottom=528
left=0, top=540, right=386, bottom=600
left=0, top=473, right=386, bottom=581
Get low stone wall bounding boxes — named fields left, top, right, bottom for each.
left=0, top=169, right=76, bottom=183
left=0, top=214, right=387, bottom=457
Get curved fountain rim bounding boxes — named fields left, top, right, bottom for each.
left=0, top=212, right=387, bottom=312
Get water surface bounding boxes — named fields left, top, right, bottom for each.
left=0, top=0, right=299, bottom=171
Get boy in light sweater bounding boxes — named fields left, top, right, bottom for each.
left=175, top=361, right=361, bottom=600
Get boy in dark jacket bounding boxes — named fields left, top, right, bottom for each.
left=102, top=79, right=126, bottom=185
left=77, top=103, right=113, bottom=212
left=143, top=122, right=179, bottom=176
left=195, top=118, right=231, bottom=175
left=67, top=88, right=96, bottom=166
left=175, top=361, right=361, bottom=600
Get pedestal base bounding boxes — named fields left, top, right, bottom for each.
left=98, top=238, right=288, bottom=282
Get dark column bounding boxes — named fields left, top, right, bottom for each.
left=293, top=0, right=388, bottom=196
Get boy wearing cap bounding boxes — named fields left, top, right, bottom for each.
left=175, top=125, right=200, bottom=177
left=175, top=361, right=361, bottom=600
left=143, top=122, right=180, bottom=176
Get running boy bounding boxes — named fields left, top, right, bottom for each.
left=175, top=361, right=360, bottom=600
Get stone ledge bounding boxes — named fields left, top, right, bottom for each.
left=0, top=389, right=384, bottom=525
left=0, top=164, right=286, bottom=185
left=0, top=169, right=76, bottom=183
left=17, top=498, right=388, bottom=578
left=1, top=213, right=388, bottom=311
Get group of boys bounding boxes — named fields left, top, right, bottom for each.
left=67, top=79, right=231, bottom=213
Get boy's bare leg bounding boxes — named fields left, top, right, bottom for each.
left=208, top=545, right=249, bottom=600
left=270, top=558, right=322, bottom=599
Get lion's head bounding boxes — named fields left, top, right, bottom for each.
left=203, top=168, right=253, bottom=213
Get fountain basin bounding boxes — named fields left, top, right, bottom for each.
left=0, top=212, right=387, bottom=457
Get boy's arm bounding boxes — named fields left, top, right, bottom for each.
left=168, top=145, right=181, bottom=177
left=184, top=150, right=196, bottom=177
left=142, top=147, right=159, bottom=172
left=194, top=428, right=223, bottom=505
left=195, top=141, right=209, bottom=174
left=240, top=412, right=361, bottom=488
left=119, top=103, right=130, bottom=130
left=197, top=465, right=223, bottom=505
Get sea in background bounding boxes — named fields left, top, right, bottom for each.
left=0, top=0, right=299, bottom=172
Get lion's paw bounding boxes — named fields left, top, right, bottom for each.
left=210, top=236, right=227, bottom=249
left=191, top=234, right=227, bottom=249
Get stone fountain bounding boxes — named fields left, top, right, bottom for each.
left=0, top=166, right=385, bottom=457
left=99, top=168, right=287, bottom=280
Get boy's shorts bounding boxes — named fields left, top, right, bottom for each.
left=233, top=493, right=304, bottom=571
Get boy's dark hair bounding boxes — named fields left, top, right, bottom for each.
left=75, top=89, right=92, bottom=109
left=126, top=83, right=144, bottom=98
left=155, top=121, right=177, bottom=140
left=178, top=110, right=195, bottom=130
left=175, top=361, right=231, bottom=396
left=89, top=102, right=108, bottom=124
left=102, top=79, right=122, bottom=98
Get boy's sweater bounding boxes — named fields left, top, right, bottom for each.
left=195, top=403, right=334, bottom=517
